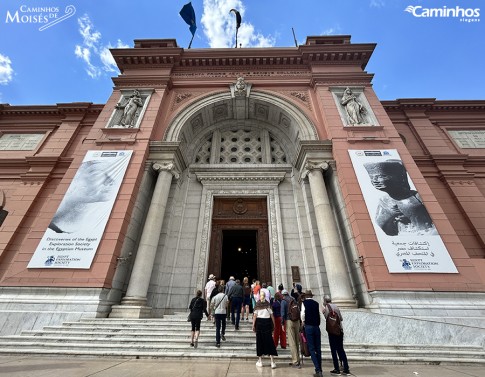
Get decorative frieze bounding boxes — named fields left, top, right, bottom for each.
left=447, top=180, right=475, bottom=186
left=175, top=93, right=192, bottom=103
left=172, top=70, right=312, bottom=80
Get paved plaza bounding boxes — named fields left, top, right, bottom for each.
left=0, top=356, right=483, bottom=377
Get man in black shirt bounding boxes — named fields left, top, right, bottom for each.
left=301, top=290, right=322, bottom=377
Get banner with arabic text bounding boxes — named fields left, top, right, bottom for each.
left=349, top=149, right=457, bottom=273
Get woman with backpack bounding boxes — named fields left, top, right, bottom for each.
left=188, top=289, right=209, bottom=348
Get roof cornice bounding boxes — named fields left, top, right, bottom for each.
left=0, top=103, right=103, bottom=116
left=111, top=35, right=376, bottom=73
left=382, top=99, right=485, bottom=112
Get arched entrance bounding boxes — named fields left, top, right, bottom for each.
left=147, top=86, right=336, bottom=312
left=208, top=197, right=271, bottom=283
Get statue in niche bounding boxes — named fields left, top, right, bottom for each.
left=115, top=90, right=144, bottom=128
left=340, top=87, right=366, bottom=125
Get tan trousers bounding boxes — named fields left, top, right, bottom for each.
left=286, top=319, right=301, bottom=364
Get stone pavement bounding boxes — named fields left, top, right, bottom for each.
left=0, top=356, right=483, bottom=377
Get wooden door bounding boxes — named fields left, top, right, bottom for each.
left=208, top=197, right=271, bottom=283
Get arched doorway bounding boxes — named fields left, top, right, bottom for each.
left=151, top=87, right=327, bottom=309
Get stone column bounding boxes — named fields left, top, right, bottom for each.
left=305, top=160, right=356, bottom=307
left=110, top=161, right=179, bottom=318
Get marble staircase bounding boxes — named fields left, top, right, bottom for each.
left=0, top=312, right=483, bottom=363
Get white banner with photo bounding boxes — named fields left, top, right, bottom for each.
left=28, top=150, right=133, bottom=269
left=348, top=149, right=457, bottom=273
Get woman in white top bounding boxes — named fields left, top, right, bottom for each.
left=252, top=291, right=278, bottom=368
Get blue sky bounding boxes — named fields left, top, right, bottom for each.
left=0, top=0, right=483, bottom=105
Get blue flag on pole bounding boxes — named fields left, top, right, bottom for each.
left=179, top=2, right=197, bottom=36
left=230, top=9, right=241, bottom=29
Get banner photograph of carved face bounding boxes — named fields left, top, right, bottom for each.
left=363, top=159, right=435, bottom=236
left=28, top=150, right=132, bottom=269
left=349, top=149, right=457, bottom=273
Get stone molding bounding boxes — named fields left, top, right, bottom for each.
left=192, top=166, right=289, bottom=292
left=112, top=36, right=375, bottom=72
left=195, top=187, right=282, bottom=293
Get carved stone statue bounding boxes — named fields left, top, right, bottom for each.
left=115, top=90, right=144, bottom=128
left=340, top=87, right=366, bottom=125
left=234, top=77, right=247, bottom=96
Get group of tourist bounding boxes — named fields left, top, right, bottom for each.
left=187, top=274, right=351, bottom=376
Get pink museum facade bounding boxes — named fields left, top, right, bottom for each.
left=0, top=36, right=484, bottom=345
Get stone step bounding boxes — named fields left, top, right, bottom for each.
left=0, top=316, right=484, bottom=364
left=1, top=337, right=483, bottom=358
left=0, top=342, right=482, bottom=364
left=1, top=334, right=483, bottom=360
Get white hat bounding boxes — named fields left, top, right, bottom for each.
left=208, top=274, right=215, bottom=280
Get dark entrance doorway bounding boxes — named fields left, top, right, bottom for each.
left=221, top=229, right=258, bottom=282
left=208, top=197, right=272, bottom=283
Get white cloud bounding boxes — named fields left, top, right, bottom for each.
left=74, top=15, right=128, bottom=78
left=321, top=26, right=342, bottom=36
left=100, top=40, right=130, bottom=74
left=0, top=54, right=14, bottom=85
left=201, top=0, right=275, bottom=48
left=370, top=0, right=386, bottom=8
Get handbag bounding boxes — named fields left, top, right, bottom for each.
left=299, top=329, right=311, bottom=357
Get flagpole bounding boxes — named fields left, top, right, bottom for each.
left=235, top=29, right=238, bottom=48
left=292, top=27, right=298, bottom=47
left=188, top=34, right=195, bottom=49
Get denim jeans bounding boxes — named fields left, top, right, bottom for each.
left=304, top=324, right=322, bottom=373
left=214, top=314, right=226, bottom=344
left=230, top=297, right=242, bottom=327
left=328, top=333, right=349, bottom=371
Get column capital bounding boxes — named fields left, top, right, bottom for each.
left=152, top=161, right=180, bottom=179
left=301, top=160, right=330, bottom=180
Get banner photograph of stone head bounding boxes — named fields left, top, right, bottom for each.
left=28, top=150, right=133, bottom=269
left=348, top=149, right=457, bottom=273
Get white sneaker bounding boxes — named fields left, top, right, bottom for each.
left=271, top=362, right=277, bottom=369
left=256, top=360, right=263, bottom=367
